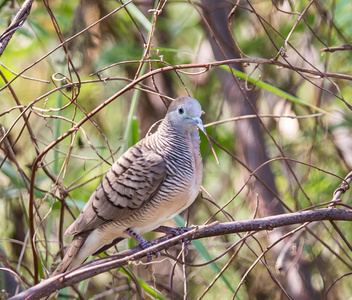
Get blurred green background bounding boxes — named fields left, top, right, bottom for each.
left=1, top=0, right=352, bottom=299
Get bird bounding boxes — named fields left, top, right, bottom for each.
left=52, top=96, right=204, bottom=276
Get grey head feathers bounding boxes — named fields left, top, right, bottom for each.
left=166, top=97, right=205, bottom=134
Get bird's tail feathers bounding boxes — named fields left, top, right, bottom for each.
left=51, top=231, right=91, bottom=276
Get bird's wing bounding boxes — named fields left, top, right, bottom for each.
left=65, top=142, right=166, bottom=235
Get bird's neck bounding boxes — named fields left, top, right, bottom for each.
left=146, top=118, right=200, bottom=152
left=158, top=118, right=200, bottom=142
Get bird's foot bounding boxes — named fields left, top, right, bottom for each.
left=155, top=225, right=192, bottom=236
left=138, top=238, right=159, bottom=262
left=124, top=228, right=159, bottom=262
left=154, top=226, right=192, bottom=253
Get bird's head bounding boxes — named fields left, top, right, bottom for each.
left=167, top=97, right=205, bottom=134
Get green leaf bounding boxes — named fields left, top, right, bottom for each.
left=63, top=198, right=87, bottom=211
left=219, top=65, right=331, bottom=116
left=0, top=158, right=44, bottom=199
left=131, top=116, right=140, bottom=146
left=120, top=64, right=146, bottom=154
left=121, top=0, right=152, bottom=31
left=119, top=267, right=168, bottom=300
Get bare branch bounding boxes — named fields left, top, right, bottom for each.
left=321, top=44, right=352, bottom=53
left=9, top=208, right=352, bottom=300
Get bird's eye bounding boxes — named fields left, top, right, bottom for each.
left=178, top=106, right=185, bottom=115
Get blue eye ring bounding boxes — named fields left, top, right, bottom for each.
left=178, top=106, right=185, bottom=115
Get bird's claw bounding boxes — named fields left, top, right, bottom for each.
left=125, top=228, right=159, bottom=262
left=169, top=226, right=192, bottom=236
left=139, top=239, right=159, bottom=262
left=155, top=226, right=192, bottom=253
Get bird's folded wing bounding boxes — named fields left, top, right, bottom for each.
left=65, top=143, right=166, bottom=236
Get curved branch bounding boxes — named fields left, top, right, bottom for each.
left=0, top=0, right=34, bottom=57
left=10, top=208, right=352, bottom=300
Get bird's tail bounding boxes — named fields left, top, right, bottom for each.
left=51, top=231, right=91, bottom=276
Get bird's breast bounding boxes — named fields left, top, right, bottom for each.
left=126, top=133, right=203, bottom=235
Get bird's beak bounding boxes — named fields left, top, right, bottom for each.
left=194, top=115, right=219, bottom=164
left=194, top=116, right=205, bottom=133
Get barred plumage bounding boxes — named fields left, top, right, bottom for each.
left=52, top=96, right=204, bottom=276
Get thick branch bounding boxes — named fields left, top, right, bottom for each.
left=10, top=208, right=352, bottom=300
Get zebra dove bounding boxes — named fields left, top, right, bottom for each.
left=52, top=96, right=204, bottom=275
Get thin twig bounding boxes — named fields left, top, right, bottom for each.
left=0, top=0, right=34, bottom=57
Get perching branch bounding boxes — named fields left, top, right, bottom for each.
left=9, top=207, right=352, bottom=300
